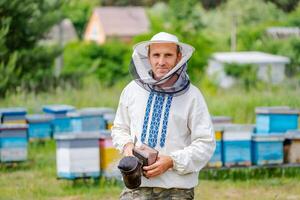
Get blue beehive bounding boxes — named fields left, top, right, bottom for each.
left=0, top=124, right=28, bottom=162
left=43, top=105, right=75, bottom=136
left=67, top=108, right=109, bottom=133
left=26, top=114, right=53, bottom=140
left=79, top=108, right=107, bottom=131
left=0, top=107, right=27, bottom=124
left=252, top=134, right=284, bottom=165
left=222, top=124, right=254, bottom=167
left=255, top=106, right=299, bottom=134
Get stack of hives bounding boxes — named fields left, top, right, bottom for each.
left=0, top=108, right=28, bottom=163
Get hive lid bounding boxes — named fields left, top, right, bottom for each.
left=223, top=124, right=255, bottom=132
left=0, top=107, right=27, bottom=116
left=103, top=113, right=116, bottom=120
left=54, top=131, right=102, bottom=140
left=255, top=106, right=299, bottom=114
left=42, top=105, right=75, bottom=114
left=99, top=130, right=112, bottom=138
left=252, top=134, right=285, bottom=141
left=285, top=130, right=300, bottom=139
left=0, top=124, right=28, bottom=130
left=212, top=116, right=232, bottom=124
left=26, top=114, right=54, bottom=122
left=66, top=111, right=81, bottom=118
left=213, top=123, right=233, bottom=131
left=77, top=107, right=113, bottom=116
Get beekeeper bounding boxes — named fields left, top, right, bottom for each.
left=112, top=32, right=216, bottom=200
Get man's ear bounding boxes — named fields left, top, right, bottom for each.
left=176, top=52, right=182, bottom=63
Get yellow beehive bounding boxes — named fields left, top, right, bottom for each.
left=99, top=136, right=122, bottom=178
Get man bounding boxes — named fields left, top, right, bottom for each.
left=112, top=32, right=215, bottom=200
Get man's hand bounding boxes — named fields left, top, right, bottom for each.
left=123, top=142, right=134, bottom=156
left=143, top=155, right=173, bottom=178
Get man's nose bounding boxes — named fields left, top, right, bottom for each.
left=158, top=56, right=166, bottom=66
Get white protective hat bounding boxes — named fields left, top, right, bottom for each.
left=133, top=32, right=195, bottom=57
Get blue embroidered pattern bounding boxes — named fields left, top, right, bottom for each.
left=141, top=92, right=154, bottom=143
left=160, top=95, right=173, bottom=147
left=148, top=93, right=165, bottom=148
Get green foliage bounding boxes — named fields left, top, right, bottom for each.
left=266, top=0, right=300, bottom=12
left=286, top=3, right=300, bottom=26
left=63, top=40, right=131, bottom=86
left=101, top=0, right=165, bottom=6
left=0, top=0, right=64, bottom=96
left=169, top=0, right=204, bottom=34
left=200, top=166, right=300, bottom=180
left=224, top=63, right=258, bottom=91
left=62, top=0, right=99, bottom=38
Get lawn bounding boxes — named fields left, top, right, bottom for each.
left=1, top=140, right=300, bottom=200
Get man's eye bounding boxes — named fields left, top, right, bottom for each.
left=165, top=54, right=173, bottom=57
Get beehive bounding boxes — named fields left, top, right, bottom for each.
left=0, top=108, right=27, bottom=124
left=67, top=108, right=106, bottom=132
left=55, top=132, right=101, bottom=179
left=255, top=106, right=299, bottom=134
left=222, top=124, right=254, bottom=167
left=43, top=105, right=75, bottom=136
left=208, top=124, right=224, bottom=167
left=0, top=124, right=28, bottom=162
left=26, top=114, right=53, bottom=140
left=285, top=130, right=300, bottom=164
left=251, top=134, right=284, bottom=165
left=99, top=131, right=122, bottom=179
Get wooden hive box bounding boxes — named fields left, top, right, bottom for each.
left=285, top=130, right=300, bottom=164
left=99, top=131, right=122, bottom=179
left=26, top=114, right=53, bottom=140
left=222, top=124, right=254, bottom=167
left=207, top=124, right=226, bottom=168
left=43, top=105, right=75, bottom=136
left=0, top=124, right=28, bottom=162
left=251, top=134, right=284, bottom=165
left=0, top=107, right=27, bottom=124
left=255, top=106, right=299, bottom=134
left=54, top=132, right=101, bottom=179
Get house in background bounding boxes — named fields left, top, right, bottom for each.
left=207, top=51, right=290, bottom=88
left=84, top=7, right=149, bottom=44
left=266, top=27, right=300, bottom=39
left=42, top=18, right=78, bottom=45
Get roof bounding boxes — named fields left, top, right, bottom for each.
left=43, top=18, right=78, bottom=45
left=94, top=6, right=149, bottom=37
left=212, top=51, right=290, bottom=65
left=266, top=27, right=300, bottom=39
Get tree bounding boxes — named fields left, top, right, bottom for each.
left=61, top=0, right=99, bottom=38
left=0, top=0, right=64, bottom=96
left=266, top=0, right=300, bottom=12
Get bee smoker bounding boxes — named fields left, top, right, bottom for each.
left=118, top=143, right=158, bottom=189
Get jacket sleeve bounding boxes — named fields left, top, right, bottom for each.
left=170, top=93, right=216, bottom=175
left=111, top=87, right=133, bottom=153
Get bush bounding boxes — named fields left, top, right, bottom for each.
left=224, top=63, right=258, bottom=91
left=63, top=40, right=131, bottom=86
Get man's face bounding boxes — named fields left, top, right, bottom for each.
left=148, top=43, right=182, bottom=80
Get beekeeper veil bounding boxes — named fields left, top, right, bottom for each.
left=130, top=32, right=195, bottom=96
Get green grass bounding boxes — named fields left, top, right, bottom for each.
left=1, top=78, right=300, bottom=124
left=1, top=140, right=300, bottom=200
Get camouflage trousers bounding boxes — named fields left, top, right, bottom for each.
left=119, top=187, right=194, bottom=200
